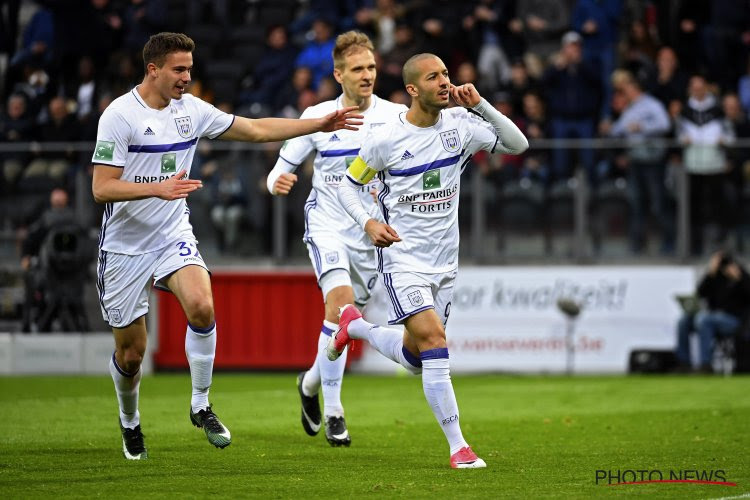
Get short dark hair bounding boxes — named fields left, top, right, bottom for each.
left=142, top=32, right=195, bottom=71
left=402, top=53, right=439, bottom=85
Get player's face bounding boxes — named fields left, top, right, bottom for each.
left=414, top=57, right=451, bottom=109
left=156, top=51, right=193, bottom=101
left=336, top=49, right=376, bottom=101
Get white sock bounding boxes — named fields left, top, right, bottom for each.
left=421, top=349, right=468, bottom=455
left=109, top=352, right=141, bottom=428
left=316, top=320, right=347, bottom=417
left=185, top=322, right=216, bottom=413
left=349, top=318, right=422, bottom=375
left=301, top=323, right=335, bottom=396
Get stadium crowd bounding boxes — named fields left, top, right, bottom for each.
left=1, top=0, right=749, bottom=257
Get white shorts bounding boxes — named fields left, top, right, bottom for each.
left=381, top=270, right=457, bottom=325
left=97, top=238, right=208, bottom=328
left=304, top=232, right=377, bottom=306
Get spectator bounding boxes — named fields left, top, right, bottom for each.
left=412, top=0, right=468, bottom=63
left=607, top=69, right=673, bottom=254
left=500, top=58, right=540, bottom=117
left=24, top=96, right=79, bottom=184
left=295, top=17, right=336, bottom=90
left=353, top=0, right=406, bottom=54
left=677, top=75, right=736, bottom=254
left=238, top=25, right=298, bottom=114
left=275, top=67, right=313, bottom=116
left=703, top=0, right=750, bottom=91
left=462, top=0, right=512, bottom=94
left=723, top=92, right=750, bottom=183
left=209, top=166, right=248, bottom=254
left=520, top=91, right=550, bottom=184
left=676, top=251, right=750, bottom=373
left=572, top=0, right=621, bottom=121
left=739, top=55, right=750, bottom=115
left=0, top=93, right=35, bottom=191
left=378, top=22, right=421, bottom=98
left=542, top=31, right=600, bottom=185
left=514, top=0, right=571, bottom=63
left=20, top=187, right=90, bottom=332
left=8, top=3, right=54, bottom=74
left=122, top=0, right=168, bottom=52
left=650, top=46, right=688, bottom=119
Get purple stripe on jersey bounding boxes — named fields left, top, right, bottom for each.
left=128, top=137, right=198, bottom=153
left=320, top=148, right=360, bottom=158
left=420, top=347, right=449, bottom=360
left=321, top=324, right=335, bottom=336
left=388, top=154, right=461, bottom=177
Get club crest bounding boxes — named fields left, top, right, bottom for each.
left=407, top=290, right=424, bottom=307
left=439, top=129, right=461, bottom=153
left=325, top=251, right=339, bottom=264
left=174, top=116, right=193, bottom=138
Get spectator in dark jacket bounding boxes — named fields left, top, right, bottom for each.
left=542, top=31, right=601, bottom=184
left=676, top=251, right=750, bottom=373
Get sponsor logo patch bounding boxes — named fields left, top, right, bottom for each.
left=94, top=141, right=115, bottom=162
left=161, top=153, right=176, bottom=173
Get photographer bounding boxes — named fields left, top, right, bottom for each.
left=676, top=251, right=750, bottom=373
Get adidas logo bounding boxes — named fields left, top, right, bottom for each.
left=144, top=127, right=155, bottom=136
left=400, top=150, right=414, bottom=160
left=329, top=133, right=340, bottom=142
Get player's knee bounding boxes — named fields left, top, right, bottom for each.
left=185, top=297, right=214, bottom=329
left=121, top=348, right=143, bottom=373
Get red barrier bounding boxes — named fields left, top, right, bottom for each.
left=154, top=270, right=361, bottom=370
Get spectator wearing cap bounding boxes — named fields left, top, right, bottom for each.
left=542, top=31, right=601, bottom=185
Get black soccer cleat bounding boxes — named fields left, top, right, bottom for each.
left=325, top=415, right=351, bottom=447
left=190, top=405, right=231, bottom=449
left=119, top=421, right=147, bottom=460
left=297, top=371, right=322, bottom=436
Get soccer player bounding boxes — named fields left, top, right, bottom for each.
left=92, top=32, right=361, bottom=460
left=332, top=53, right=528, bottom=468
left=266, top=31, right=406, bottom=447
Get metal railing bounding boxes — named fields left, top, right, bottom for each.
left=2, top=138, right=748, bottom=264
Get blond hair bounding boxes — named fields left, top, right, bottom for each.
left=332, top=31, right=374, bottom=69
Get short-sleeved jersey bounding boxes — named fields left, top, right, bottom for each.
left=279, top=94, right=407, bottom=249
left=348, top=107, right=504, bottom=273
left=93, top=88, right=234, bottom=254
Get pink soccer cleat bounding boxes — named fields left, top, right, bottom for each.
left=326, top=304, right=362, bottom=361
left=450, top=446, right=487, bottom=469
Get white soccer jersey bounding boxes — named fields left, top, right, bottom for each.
left=350, top=107, right=507, bottom=273
left=92, top=88, right=234, bottom=254
left=279, top=94, right=407, bottom=248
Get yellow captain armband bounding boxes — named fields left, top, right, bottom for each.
left=347, top=156, right=377, bottom=185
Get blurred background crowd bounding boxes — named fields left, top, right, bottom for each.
left=1, top=0, right=750, bottom=331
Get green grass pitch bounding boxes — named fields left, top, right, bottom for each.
left=1, top=373, right=748, bottom=499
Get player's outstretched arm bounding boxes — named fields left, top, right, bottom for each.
left=450, top=83, right=529, bottom=154
left=92, top=165, right=202, bottom=203
left=220, top=107, right=363, bottom=143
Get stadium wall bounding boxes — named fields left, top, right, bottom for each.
left=154, top=266, right=695, bottom=374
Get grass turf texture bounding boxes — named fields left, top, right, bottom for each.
left=0, top=374, right=748, bottom=499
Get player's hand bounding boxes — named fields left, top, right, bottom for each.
left=364, top=219, right=401, bottom=247
left=156, top=169, right=202, bottom=200
left=272, top=172, right=297, bottom=195
left=319, top=106, right=363, bottom=132
left=450, top=84, right=481, bottom=108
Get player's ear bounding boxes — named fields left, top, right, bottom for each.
left=333, top=68, right=344, bottom=84
left=405, top=83, right=418, bottom=97
left=147, top=62, right=158, bottom=78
